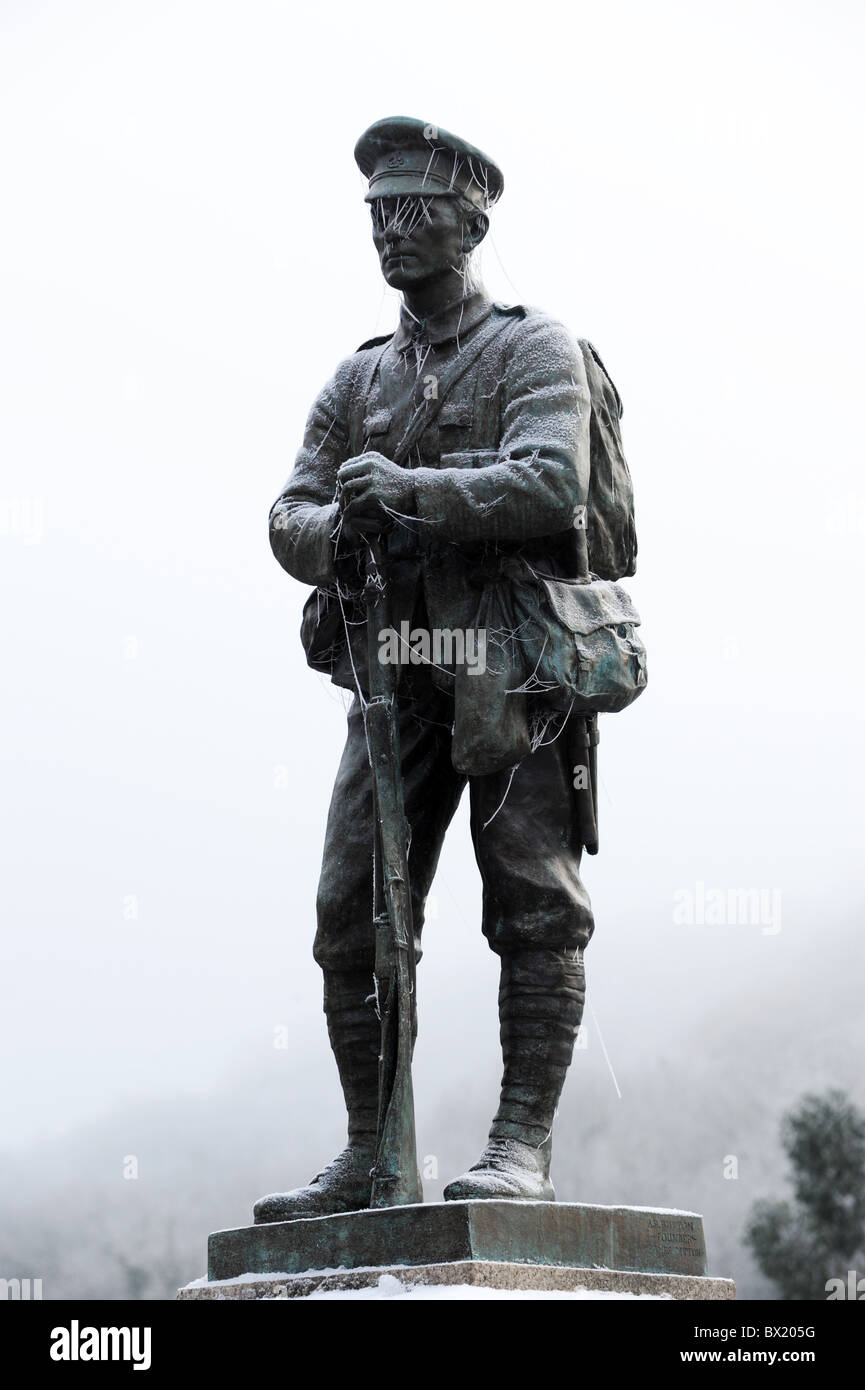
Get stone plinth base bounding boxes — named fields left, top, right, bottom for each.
left=179, top=1260, right=735, bottom=1300
left=180, top=1200, right=734, bottom=1301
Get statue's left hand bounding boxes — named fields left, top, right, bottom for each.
left=337, top=453, right=416, bottom=537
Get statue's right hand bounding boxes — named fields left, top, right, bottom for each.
left=337, top=511, right=387, bottom=547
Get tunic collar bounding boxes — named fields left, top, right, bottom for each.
left=392, top=291, right=493, bottom=351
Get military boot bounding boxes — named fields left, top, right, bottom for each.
left=254, top=970, right=380, bottom=1223
left=443, top=946, right=585, bottom=1202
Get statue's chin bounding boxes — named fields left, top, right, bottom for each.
left=381, top=263, right=418, bottom=291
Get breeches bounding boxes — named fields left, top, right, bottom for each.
left=313, top=687, right=595, bottom=972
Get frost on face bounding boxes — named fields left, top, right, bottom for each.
left=370, top=192, right=487, bottom=346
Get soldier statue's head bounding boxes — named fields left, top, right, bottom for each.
left=354, top=117, right=503, bottom=300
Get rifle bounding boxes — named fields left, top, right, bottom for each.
left=568, top=509, right=599, bottom=855
left=363, top=537, right=422, bottom=1208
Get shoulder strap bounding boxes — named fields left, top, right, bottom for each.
left=356, top=332, right=394, bottom=351
left=348, top=339, right=391, bottom=457
left=392, top=311, right=516, bottom=465
left=470, top=307, right=525, bottom=449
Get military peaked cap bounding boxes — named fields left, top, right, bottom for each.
left=354, top=116, right=503, bottom=211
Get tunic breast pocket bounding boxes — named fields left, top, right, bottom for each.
left=437, top=401, right=475, bottom=453
left=362, top=407, right=393, bottom=448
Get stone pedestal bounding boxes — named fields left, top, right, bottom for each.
left=178, top=1201, right=735, bottom=1301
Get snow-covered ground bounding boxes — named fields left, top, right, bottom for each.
left=183, top=1270, right=670, bottom=1300
left=305, top=1275, right=668, bottom=1300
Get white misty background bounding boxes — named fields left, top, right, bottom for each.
left=1, top=0, right=863, bottom=1299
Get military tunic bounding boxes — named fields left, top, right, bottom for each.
left=269, top=291, right=596, bottom=970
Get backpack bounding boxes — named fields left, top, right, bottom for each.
left=469, top=315, right=637, bottom=580
left=578, top=339, right=637, bottom=580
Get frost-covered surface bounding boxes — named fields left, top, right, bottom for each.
left=305, top=1275, right=668, bottom=1300
left=626, top=1206, right=700, bottom=1217
left=185, top=1264, right=394, bottom=1286
left=182, top=1270, right=670, bottom=1300
left=625, top=1206, right=700, bottom=1217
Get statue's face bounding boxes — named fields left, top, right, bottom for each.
left=370, top=195, right=470, bottom=290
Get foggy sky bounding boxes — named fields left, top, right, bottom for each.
left=1, top=0, right=863, bottom=1251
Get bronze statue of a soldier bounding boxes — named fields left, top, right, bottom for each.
left=256, top=117, right=644, bottom=1223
